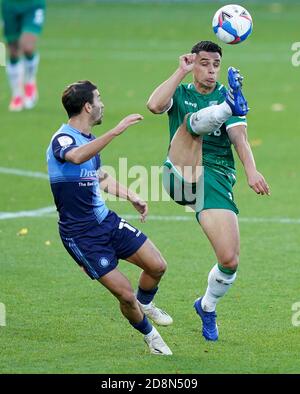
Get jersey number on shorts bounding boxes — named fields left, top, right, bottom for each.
left=34, top=9, right=45, bottom=26
left=119, top=219, right=136, bottom=233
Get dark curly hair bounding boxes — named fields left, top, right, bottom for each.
left=191, top=41, right=222, bottom=57
left=62, top=80, right=98, bottom=118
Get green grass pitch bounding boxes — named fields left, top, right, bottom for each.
left=1, top=0, right=300, bottom=373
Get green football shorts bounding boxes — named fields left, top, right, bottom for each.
left=162, top=158, right=239, bottom=220
left=1, top=1, right=46, bottom=43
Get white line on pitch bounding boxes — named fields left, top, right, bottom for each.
left=0, top=167, right=48, bottom=179
left=0, top=167, right=299, bottom=224
left=0, top=206, right=56, bottom=220
left=123, top=215, right=300, bottom=224
left=0, top=207, right=300, bottom=224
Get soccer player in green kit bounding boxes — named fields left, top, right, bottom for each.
left=1, top=0, right=46, bottom=111
left=147, top=41, right=270, bottom=341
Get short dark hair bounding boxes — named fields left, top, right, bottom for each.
left=191, top=41, right=222, bottom=57
left=62, top=80, right=98, bottom=118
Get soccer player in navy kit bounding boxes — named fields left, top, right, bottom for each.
left=47, top=81, right=172, bottom=356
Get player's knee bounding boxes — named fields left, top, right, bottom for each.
left=23, top=47, right=35, bottom=57
left=119, top=290, right=136, bottom=308
left=150, top=254, right=167, bottom=278
left=219, top=254, right=239, bottom=271
left=21, top=38, right=36, bottom=56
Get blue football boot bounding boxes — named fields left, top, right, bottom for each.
left=226, top=66, right=249, bottom=116
left=194, top=297, right=219, bottom=341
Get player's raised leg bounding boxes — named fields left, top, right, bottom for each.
left=162, top=119, right=204, bottom=209
left=168, top=117, right=203, bottom=183
left=187, top=67, right=248, bottom=136
left=194, top=209, right=239, bottom=341
left=165, top=66, right=249, bottom=183
left=99, top=268, right=172, bottom=355
left=126, top=239, right=173, bottom=327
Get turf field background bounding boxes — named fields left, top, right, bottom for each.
left=1, top=0, right=300, bottom=373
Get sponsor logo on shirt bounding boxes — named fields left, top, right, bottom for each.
left=80, top=169, right=98, bottom=178
left=184, top=100, right=197, bottom=108
left=79, top=169, right=99, bottom=186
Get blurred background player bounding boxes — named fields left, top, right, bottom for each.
left=147, top=41, right=270, bottom=342
left=47, top=81, right=173, bottom=355
left=1, top=0, right=46, bottom=111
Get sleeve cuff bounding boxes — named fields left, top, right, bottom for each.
left=226, top=122, right=247, bottom=131
left=60, top=145, right=76, bottom=160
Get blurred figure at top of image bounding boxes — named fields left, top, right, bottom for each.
left=1, top=0, right=46, bottom=111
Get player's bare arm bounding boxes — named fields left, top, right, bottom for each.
left=99, top=170, right=148, bottom=222
left=147, top=53, right=196, bottom=114
left=228, top=125, right=270, bottom=196
left=65, top=114, right=143, bottom=164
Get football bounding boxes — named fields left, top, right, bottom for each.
left=212, top=4, right=253, bottom=45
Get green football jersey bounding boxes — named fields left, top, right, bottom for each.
left=167, top=82, right=247, bottom=173
left=2, top=0, right=45, bottom=6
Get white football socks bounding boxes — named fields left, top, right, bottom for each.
left=140, top=302, right=152, bottom=309
left=6, top=60, right=24, bottom=98
left=24, top=53, right=39, bottom=85
left=145, top=326, right=156, bottom=338
left=201, top=264, right=237, bottom=312
left=188, top=101, right=232, bottom=136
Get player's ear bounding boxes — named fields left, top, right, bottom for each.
left=84, top=101, right=92, bottom=113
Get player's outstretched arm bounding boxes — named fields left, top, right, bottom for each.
left=228, top=125, right=271, bottom=196
left=65, top=114, right=143, bottom=164
left=147, top=53, right=196, bottom=114
left=99, top=170, right=148, bottom=222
